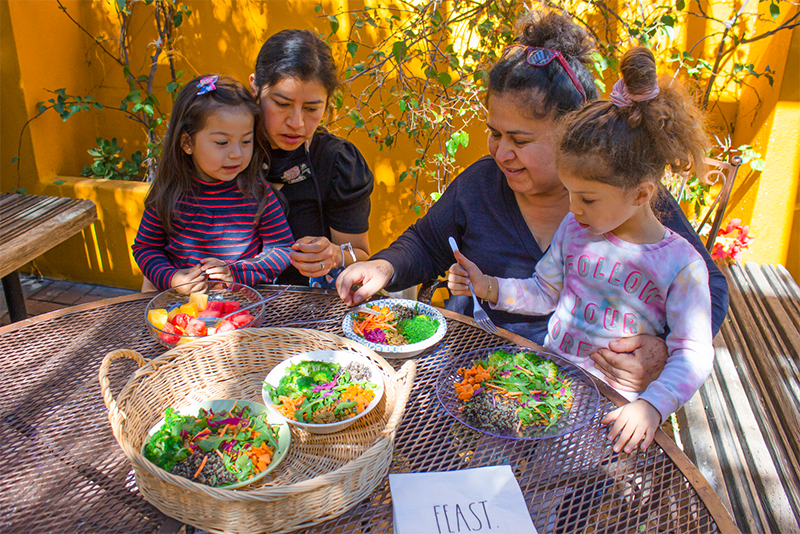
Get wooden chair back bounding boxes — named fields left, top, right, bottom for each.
left=675, top=156, right=742, bottom=252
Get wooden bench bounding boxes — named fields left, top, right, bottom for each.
left=0, top=193, right=97, bottom=322
left=677, top=261, right=800, bottom=533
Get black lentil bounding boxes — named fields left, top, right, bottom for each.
left=462, top=392, right=520, bottom=432
left=389, top=304, right=419, bottom=320
left=170, top=451, right=238, bottom=487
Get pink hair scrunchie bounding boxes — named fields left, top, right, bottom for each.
left=609, top=78, right=660, bottom=108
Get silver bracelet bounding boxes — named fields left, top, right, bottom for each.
left=340, top=242, right=357, bottom=266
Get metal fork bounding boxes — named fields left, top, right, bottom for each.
left=448, top=237, right=500, bottom=335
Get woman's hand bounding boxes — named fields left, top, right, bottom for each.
left=590, top=335, right=669, bottom=391
left=290, top=236, right=341, bottom=277
left=602, top=399, right=661, bottom=453
left=200, top=257, right=233, bottom=282
left=448, top=250, right=495, bottom=302
left=336, top=259, right=394, bottom=306
left=170, top=265, right=206, bottom=294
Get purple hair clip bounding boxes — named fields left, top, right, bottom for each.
left=196, top=75, right=219, bottom=95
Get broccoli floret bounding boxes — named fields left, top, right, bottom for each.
left=397, top=315, right=439, bottom=343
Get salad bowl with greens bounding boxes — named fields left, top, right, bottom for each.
left=142, top=399, right=291, bottom=489
left=435, top=346, right=600, bottom=440
left=342, top=298, right=447, bottom=359
left=262, top=350, right=385, bottom=434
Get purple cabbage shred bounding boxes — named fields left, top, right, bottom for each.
left=364, top=328, right=387, bottom=344
left=312, top=381, right=336, bottom=393
left=207, top=416, right=246, bottom=427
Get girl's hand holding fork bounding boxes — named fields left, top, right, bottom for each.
left=200, top=257, right=234, bottom=282
left=448, top=250, right=498, bottom=304
left=170, top=264, right=207, bottom=294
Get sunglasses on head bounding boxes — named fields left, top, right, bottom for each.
left=502, top=45, right=588, bottom=103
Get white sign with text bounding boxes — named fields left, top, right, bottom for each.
left=389, top=465, right=537, bottom=534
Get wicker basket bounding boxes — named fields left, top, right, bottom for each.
left=99, top=328, right=416, bottom=534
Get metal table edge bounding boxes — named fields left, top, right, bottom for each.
left=0, top=285, right=740, bottom=533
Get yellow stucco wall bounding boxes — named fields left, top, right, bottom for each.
left=2, top=0, right=460, bottom=289
left=2, top=0, right=799, bottom=288
left=725, top=6, right=800, bottom=277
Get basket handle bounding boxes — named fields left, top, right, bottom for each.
left=98, top=349, right=148, bottom=414
left=382, top=360, right=417, bottom=438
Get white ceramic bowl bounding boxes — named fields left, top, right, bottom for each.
left=341, top=298, right=447, bottom=359
left=142, top=399, right=291, bottom=489
left=261, top=350, right=385, bottom=434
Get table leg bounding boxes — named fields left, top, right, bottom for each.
left=2, top=270, right=28, bottom=322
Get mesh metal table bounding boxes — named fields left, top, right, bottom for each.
left=0, top=287, right=738, bottom=533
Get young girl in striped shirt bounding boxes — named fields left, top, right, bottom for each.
left=133, top=75, right=294, bottom=291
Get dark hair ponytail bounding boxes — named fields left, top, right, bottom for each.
left=253, top=29, right=340, bottom=103
left=557, top=46, right=709, bottom=191
left=488, top=10, right=598, bottom=118
left=146, top=75, right=271, bottom=234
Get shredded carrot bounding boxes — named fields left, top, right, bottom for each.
left=353, top=309, right=401, bottom=339
left=352, top=321, right=364, bottom=336
left=218, top=424, right=230, bottom=437
left=193, top=455, right=208, bottom=478
left=214, top=449, right=224, bottom=459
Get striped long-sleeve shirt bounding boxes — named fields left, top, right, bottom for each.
left=132, top=177, right=294, bottom=290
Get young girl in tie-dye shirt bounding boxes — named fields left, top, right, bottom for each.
left=449, top=47, right=714, bottom=455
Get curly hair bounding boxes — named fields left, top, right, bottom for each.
left=488, top=10, right=598, bottom=118
left=557, top=46, right=709, bottom=190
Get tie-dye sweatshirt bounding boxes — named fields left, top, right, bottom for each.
left=491, top=213, right=714, bottom=422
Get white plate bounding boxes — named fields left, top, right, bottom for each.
left=261, top=350, right=385, bottom=434
left=341, top=298, right=447, bottom=359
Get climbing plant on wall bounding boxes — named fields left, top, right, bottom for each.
left=319, top=0, right=797, bottom=214
left=12, top=0, right=191, bottom=189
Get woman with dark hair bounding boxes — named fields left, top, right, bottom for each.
left=249, top=29, right=374, bottom=287
left=337, top=11, right=729, bottom=392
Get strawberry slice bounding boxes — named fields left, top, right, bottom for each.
left=159, top=322, right=181, bottom=345
left=172, top=313, right=192, bottom=329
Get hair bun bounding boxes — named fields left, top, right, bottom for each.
left=619, top=47, right=658, bottom=96
left=517, top=11, right=594, bottom=64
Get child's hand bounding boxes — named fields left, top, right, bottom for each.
left=601, top=399, right=661, bottom=454
left=170, top=265, right=206, bottom=294
left=447, top=250, right=494, bottom=302
left=200, top=257, right=233, bottom=282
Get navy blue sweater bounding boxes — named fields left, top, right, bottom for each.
left=373, top=156, right=729, bottom=345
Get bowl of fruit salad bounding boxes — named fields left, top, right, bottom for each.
left=145, top=281, right=265, bottom=349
